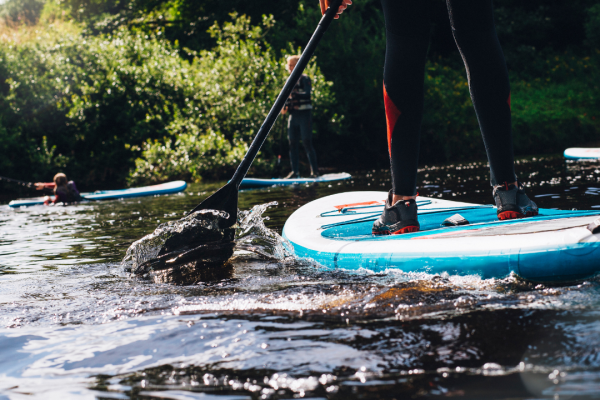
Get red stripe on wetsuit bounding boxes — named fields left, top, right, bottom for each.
left=383, top=84, right=401, bottom=158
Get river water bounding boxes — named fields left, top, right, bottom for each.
left=1, top=155, right=600, bottom=399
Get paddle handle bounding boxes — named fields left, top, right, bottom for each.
left=229, top=0, right=343, bottom=187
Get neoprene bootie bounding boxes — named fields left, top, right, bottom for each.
left=493, top=182, right=539, bottom=220
left=372, top=190, right=420, bottom=235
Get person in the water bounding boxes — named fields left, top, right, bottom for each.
left=35, top=173, right=82, bottom=205
left=282, top=55, right=319, bottom=179
left=319, top=0, right=538, bottom=235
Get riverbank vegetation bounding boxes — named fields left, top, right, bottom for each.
left=1, top=0, right=599, bottom=191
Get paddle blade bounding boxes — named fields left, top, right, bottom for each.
left=191, top=181, right=238, bottom=228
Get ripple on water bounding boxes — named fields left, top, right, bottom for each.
left=2, top=156, right=600, bottom=398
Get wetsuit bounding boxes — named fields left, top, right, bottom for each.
left=55, top=181, right=82, bottom=203
left=41, top=181, right=82, bottom=204
left=382, top=0, right=516, bottom=195
left=285, top=74, right=319, bottom=177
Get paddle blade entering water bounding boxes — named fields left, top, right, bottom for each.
left=191, top=181, right=238, bottom=229
left=122, top=209, right=236, bottom=284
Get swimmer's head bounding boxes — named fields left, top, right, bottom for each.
left=53, top=173, right=68, bottom=187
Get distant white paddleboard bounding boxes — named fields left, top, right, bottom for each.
left=283, top=191, right=600, bottom=283
left=564, top=148, right=600, bottom=160
left=239, top=172, right=351, bottom=189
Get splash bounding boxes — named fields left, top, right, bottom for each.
left=122, top=209, right=230, bottom=274
left=235, top=201, right=294, bottom=260
left=121, top=202, right=293, bottom=275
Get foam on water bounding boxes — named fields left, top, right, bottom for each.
left=234, top=201, right=294, bottom=260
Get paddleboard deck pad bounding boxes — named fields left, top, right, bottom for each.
left=282, top=191, right=600, bottom=283
left=9, top=180, right=187, bottom=208
left=564, top=148, right=600, bottom=160
left=240, top=173, right=351, bottom=189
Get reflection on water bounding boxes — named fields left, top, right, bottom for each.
left=1, top=155, right=600, bottom=399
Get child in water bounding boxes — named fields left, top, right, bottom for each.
left=35, top=173, right=82, bottom=205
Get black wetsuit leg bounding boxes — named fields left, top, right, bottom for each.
left=298, top=110, right=319, bottom=175
left=381, top=0, right=516, bottom=195
left=380, top=0, right=431, bottom=196
left=446, top=0, right=516, bottom=186
left=288, top=110, right=318, bottom=176
left=288, top=114, right=301, bottom=175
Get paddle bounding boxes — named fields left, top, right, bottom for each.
left=189, top=0, right=344, bottom=229
left=0, top=175, right=35, bottom=188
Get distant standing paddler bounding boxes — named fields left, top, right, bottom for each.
left=35, top=173, right=82, bottom=205
left=282, top=55, right=319, bottom=179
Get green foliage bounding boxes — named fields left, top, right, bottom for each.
left=0, top=0, right=46, bottom=25
left=421, top=62, right=480, bottom=162
left=63, top=0, right=127, bottom=23
left=0, top=14, right=334, bottom=186
left=511, top=51, right=600, bottom=153
left=586, top=3, right=600, bottom=48
left=129, top=14, right=335, bottom=183
left=419, top=51, right=600, bottom=162
left=130, top=130, right=248, bottom=184
left=2, top=0, right=600, bottom=191
left=0, top=22, right=192, bottom=184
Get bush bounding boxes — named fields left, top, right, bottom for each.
left=129, top=14, right=335, bottom=184
left=130, top=129, right=248, bottom=184
left=0, top=0, right=46, bottom=25
left=421, top=61, right=481, bottom=162
left=586, top=4, right=600, bottom=48
left=511, top=51, right=600, bottom=152
left=2, top=0, right=599, bottom=190
left=0, top=14, right=335, bottom=186
left=0, top=21, right=194, bottom=185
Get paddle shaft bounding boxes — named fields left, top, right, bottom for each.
left=0, top=175, right=35, bottom=188
left=229, top=0, right=343, bottom=187
left=189, top=0, right=343, bottom=224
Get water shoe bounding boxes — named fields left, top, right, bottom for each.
left=284, top=171, right=300, bottom=179
left=493, top=182, right=539, bottom=220
left=372, top=190, right=420, bottom=235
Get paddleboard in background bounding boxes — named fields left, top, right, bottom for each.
left=283, top=191, right=600, bottom=283
left=8, top=180, right=187, bottom=208
left=239, top=172, right=351, bottom=189
left=564, top=148, right=600, bottom=160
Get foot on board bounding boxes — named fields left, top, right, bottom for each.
left=493, top=182, right=539, bottom=220
left=284, top=171, right=300, bottom=179
left=372, top=190, right=420, bottom=235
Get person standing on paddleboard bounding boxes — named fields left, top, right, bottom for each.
left=35, top=173, right=82, bottom=205
left=319, top=0, right=538, bottom=235
left=282, top=55, right=319, bottom=179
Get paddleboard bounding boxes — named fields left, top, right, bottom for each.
left=240, top=172, right=351, bottom=189
left=564, top=148, right=600, bottom=160
left=282, top=191, right=600, bottom=283
left=8, top=180, right=187, bottom=208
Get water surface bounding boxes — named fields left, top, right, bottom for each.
left=1, top=155, right=600, bottom=399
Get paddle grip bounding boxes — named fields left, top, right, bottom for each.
left=229, top=0, right=344, bottom=186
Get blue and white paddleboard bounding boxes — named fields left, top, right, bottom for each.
left=282, top=191, right=600, bottom=283
left=240, top=172, right=351, bottom=189
left=8, top=180, right=187, bottom=208
left=564, top=148, right=600, bottom=160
